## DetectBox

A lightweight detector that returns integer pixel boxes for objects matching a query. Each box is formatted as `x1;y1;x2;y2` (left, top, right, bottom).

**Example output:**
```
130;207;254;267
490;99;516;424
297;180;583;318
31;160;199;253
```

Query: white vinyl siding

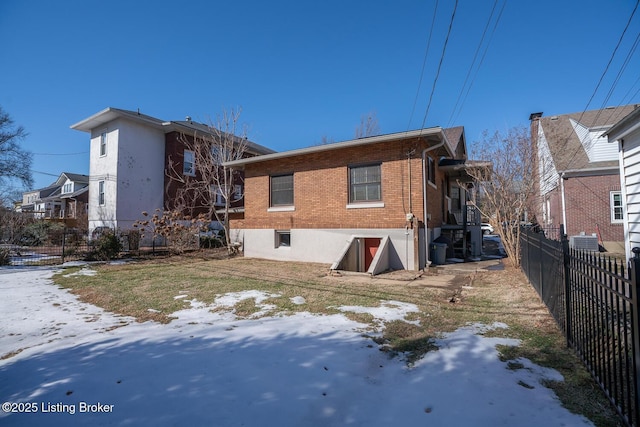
622;130;640;255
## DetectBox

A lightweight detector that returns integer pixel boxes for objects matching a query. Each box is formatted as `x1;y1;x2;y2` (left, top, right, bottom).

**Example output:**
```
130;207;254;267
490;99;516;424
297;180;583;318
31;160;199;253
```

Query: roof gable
538;105;638;171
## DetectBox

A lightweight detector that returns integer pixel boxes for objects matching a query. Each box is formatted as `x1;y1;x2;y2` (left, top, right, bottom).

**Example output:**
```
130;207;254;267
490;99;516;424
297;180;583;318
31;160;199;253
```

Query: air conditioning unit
569;235;599;251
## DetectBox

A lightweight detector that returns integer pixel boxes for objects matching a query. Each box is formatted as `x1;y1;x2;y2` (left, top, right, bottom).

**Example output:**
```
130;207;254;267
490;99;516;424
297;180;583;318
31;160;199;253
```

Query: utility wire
593;29;640;125
447;0;499;127
450;0;507;127
407;0;439;132
563;0;639;171
32;151;88;156
576;0;639;126
421;0;459;132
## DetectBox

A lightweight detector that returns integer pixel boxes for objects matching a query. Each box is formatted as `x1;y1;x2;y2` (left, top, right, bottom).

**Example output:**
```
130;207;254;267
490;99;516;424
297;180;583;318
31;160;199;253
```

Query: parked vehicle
481;223;494;235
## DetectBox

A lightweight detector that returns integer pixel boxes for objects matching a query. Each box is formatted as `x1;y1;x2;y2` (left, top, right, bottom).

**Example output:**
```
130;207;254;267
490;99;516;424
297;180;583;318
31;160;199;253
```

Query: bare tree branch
164;107;249;253
467;126;538;268
0;107;33;201
355;111;381;139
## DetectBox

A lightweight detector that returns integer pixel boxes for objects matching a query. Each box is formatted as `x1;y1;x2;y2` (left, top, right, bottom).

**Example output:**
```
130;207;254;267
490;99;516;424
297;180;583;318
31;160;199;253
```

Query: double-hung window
183;150;195;176
100;131;107;156
98;181;105;206
349;164;381;203
611;191;623;223
270;174;294;207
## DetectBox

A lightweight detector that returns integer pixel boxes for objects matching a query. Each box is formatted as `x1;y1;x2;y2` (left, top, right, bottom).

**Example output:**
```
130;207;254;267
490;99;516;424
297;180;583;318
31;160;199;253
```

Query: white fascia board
223;127;447;168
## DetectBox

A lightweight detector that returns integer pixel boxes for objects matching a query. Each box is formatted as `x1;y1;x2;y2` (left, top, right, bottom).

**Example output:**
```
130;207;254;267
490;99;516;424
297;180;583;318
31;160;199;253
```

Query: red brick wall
562;173;623;242
232;139;447;230
163;131;245;217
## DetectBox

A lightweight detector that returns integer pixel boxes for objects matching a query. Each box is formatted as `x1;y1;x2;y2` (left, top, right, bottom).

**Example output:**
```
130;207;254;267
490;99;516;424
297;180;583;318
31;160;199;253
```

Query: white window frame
611;191;623;223
234;184;242;201
63;183;73;194
100;131;107;157
349;163;382;204
98;181;105;206
270;174;294;207
183;150;195;176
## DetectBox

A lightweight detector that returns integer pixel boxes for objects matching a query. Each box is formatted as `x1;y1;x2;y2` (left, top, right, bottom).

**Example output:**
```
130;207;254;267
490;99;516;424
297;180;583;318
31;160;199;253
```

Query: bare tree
355;111;380;138
466;126;537;268
165;108;249;252
0;107;32;205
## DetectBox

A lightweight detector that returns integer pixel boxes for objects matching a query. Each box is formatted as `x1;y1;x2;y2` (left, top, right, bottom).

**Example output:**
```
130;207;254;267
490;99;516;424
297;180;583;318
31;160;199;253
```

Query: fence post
61;229;66;264
538;228;544;298
560;225;571;347
630;247;640;426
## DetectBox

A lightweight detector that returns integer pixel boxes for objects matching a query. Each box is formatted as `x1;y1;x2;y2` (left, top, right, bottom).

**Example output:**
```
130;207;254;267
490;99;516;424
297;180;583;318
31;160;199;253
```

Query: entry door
363;238;381;271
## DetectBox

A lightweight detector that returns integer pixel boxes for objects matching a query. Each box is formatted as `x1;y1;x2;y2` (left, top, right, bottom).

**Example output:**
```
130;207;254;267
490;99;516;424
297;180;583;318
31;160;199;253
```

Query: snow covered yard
0;265;596;426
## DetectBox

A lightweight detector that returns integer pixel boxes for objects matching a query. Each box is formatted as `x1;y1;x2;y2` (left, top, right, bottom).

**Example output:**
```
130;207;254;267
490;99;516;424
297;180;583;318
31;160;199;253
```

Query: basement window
275;230;291;248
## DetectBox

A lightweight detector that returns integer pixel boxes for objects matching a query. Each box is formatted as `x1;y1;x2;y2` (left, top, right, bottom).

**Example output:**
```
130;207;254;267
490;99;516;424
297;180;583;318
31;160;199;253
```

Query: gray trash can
430;242;447;265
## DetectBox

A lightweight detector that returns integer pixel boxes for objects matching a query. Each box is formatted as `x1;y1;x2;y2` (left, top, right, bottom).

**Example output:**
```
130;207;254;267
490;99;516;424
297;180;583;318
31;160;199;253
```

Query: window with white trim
349;164;381;203
100;131;107;156
98;181;105;206
63;183;73;194
270;174;294;207
183;150;195;176
234;184;242;201
611;191;623;223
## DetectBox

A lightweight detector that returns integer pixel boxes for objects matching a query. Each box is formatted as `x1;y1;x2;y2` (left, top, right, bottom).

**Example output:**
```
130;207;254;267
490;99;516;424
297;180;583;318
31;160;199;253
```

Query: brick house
223;127;481;272
71;107;274;240
530;105;638;252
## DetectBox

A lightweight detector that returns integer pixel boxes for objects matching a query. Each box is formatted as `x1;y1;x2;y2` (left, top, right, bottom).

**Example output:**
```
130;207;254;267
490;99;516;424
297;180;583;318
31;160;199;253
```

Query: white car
481;223;494;235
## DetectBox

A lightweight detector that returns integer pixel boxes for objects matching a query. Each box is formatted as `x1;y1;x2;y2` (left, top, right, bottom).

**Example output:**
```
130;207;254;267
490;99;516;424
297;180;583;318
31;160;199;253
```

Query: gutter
560;172;567;231
422;140;446;267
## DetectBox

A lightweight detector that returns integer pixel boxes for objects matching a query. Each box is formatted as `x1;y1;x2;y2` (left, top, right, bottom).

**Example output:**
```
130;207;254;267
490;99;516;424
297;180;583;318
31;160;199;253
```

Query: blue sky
1;0;639;191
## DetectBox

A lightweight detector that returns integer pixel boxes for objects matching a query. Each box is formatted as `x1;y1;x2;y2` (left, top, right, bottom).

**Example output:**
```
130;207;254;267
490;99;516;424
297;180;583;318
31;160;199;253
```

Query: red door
364;238;381;271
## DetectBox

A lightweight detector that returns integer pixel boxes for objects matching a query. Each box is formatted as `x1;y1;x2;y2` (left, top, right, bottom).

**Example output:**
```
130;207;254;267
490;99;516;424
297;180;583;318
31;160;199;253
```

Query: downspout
560;172;567;233
422;140;446;267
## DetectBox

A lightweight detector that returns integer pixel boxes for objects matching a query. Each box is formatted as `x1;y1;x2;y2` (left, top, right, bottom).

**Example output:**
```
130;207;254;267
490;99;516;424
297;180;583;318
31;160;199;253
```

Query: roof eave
223;127;449;168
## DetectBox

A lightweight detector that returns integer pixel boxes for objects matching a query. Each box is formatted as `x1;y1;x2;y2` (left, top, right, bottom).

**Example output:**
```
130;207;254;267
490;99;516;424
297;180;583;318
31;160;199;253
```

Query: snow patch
337;300;420;327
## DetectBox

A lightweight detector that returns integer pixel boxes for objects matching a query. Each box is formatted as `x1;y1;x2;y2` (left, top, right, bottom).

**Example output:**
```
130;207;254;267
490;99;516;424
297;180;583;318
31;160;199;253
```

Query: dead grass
53;254;621;426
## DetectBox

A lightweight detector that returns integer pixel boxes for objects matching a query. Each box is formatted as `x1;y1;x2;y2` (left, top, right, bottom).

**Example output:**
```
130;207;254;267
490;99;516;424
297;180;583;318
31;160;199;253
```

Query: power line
32;151;88;156
421;0;459;131
31;170;61;177
407;0;439;132
563;0;639;171
447;0;499;127
577;0;639;124
449;0;507;127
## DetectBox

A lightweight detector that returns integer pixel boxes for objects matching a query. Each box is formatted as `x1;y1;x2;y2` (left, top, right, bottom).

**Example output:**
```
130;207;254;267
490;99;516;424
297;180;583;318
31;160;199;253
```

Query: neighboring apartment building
530;105;639;252
604;105;640;260
70;108;274;239
19;172;89;228
223;127;481;272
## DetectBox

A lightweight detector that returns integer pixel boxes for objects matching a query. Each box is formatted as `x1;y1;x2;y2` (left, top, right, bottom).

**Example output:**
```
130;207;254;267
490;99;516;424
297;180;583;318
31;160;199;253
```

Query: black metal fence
520;225;640;427
0;229;170;266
